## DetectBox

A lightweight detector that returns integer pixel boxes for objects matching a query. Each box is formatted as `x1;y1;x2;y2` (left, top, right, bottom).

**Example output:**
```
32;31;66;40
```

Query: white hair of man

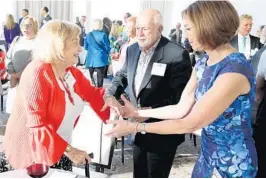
153;10;163;28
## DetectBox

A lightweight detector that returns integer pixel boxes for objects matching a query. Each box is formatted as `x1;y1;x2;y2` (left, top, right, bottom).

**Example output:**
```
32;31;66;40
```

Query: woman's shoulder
67;66;84;78
222;52;253;71
218;53;255;80
23;60;53;78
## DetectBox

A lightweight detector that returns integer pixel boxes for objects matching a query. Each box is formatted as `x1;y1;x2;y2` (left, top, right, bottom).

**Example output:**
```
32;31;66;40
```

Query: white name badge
64;71;76;87
151;63;167;77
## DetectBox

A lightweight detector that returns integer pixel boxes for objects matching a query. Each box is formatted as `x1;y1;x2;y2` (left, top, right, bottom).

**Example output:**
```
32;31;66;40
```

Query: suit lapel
129;47;141;98
137;44;164;100
232;35;239;50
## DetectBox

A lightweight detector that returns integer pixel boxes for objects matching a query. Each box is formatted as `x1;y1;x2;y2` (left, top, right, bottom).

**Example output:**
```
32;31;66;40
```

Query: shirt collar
238;33;250;38
140;36;161;54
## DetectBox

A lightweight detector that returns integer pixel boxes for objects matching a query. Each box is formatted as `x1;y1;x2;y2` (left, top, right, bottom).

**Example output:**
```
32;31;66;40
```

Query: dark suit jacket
251;45;266;74
40;14;52;27
19;17;23;25
106;36;192;153
230;34;263;52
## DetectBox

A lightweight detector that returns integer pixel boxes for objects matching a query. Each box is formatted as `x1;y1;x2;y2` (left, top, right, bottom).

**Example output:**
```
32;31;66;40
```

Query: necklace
60;78;75;105
53;65;75;105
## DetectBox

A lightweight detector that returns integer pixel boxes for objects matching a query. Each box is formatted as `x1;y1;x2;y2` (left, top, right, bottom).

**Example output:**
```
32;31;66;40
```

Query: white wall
171;0;266;37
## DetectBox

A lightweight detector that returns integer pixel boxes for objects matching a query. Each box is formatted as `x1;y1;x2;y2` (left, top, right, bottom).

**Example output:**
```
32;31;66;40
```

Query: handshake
101;95;149;123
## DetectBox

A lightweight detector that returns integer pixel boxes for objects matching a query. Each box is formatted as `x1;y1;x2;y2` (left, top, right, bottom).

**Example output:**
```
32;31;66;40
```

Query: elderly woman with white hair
3;20;110;173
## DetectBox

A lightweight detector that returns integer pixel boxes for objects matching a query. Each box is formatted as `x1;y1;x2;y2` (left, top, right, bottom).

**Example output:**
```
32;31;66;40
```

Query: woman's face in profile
126;21;136;38
183;15;203;51
63;35;82;66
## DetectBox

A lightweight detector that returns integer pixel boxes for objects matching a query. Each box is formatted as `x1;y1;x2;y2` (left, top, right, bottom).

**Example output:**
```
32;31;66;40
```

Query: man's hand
101;96;124;116
65;147;91;165
120;95;139;118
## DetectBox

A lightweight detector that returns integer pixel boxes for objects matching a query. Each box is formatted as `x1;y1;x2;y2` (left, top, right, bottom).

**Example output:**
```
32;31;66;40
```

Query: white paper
71;105;114;166
151;62;166;77
48;170;78;178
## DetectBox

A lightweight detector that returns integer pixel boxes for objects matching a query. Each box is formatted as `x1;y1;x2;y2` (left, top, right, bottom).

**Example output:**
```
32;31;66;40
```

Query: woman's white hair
32;20;80;64
91;19;103;31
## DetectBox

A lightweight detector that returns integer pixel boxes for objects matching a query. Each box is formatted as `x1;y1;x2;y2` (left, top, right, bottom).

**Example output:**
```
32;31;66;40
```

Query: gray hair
153;10;163;27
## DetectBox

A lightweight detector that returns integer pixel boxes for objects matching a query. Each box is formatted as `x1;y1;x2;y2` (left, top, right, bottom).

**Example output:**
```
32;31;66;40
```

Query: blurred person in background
3;14;20;51
111;16;137;76
18;9;29;25
40;6;52;28
254;44;266;178
84;19;111;87
230;14;262;60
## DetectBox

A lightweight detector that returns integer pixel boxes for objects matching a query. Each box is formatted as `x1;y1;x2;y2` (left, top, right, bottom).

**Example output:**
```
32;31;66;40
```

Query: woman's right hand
65;147;91;165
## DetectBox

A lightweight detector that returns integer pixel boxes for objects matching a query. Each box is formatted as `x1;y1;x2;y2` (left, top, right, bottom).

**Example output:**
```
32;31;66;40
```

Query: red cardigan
3;60;110;169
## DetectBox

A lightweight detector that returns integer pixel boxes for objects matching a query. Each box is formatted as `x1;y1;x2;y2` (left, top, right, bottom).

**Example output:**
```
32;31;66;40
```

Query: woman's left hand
105;120;136;138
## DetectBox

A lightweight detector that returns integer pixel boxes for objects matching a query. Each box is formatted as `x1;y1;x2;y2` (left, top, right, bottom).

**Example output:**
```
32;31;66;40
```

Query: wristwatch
140;123;146;135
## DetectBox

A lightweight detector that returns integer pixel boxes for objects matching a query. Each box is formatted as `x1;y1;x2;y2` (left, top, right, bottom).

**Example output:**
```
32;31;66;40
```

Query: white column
85;0;92;33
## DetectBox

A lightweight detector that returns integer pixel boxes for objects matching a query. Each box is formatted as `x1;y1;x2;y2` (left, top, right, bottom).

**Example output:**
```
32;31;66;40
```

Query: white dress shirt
238;33;251;59
134;38;161;96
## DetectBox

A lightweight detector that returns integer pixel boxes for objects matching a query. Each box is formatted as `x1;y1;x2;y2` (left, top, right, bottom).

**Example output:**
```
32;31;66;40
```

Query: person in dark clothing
75;16;86;47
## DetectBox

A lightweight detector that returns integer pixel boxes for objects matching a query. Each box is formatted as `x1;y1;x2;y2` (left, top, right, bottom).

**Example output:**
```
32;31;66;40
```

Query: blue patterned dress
192;53;258;178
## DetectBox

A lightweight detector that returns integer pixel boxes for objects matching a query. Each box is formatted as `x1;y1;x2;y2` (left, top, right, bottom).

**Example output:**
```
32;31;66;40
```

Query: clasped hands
101;95;138;119
101;95;149;138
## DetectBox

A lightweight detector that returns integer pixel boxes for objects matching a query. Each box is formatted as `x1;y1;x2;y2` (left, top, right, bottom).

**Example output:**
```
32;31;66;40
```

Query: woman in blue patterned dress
105;1;258;178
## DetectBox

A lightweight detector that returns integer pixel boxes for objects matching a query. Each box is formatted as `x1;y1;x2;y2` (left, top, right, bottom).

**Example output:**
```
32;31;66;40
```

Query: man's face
136;15;161;51
41;9;46;16
124;14;129;23
176;23;181;30
239;18;253;36
81;16;86;23
22;10;27;17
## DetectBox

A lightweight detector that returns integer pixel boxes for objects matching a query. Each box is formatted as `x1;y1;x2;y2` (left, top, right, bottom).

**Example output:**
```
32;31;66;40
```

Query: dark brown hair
182;1;239;50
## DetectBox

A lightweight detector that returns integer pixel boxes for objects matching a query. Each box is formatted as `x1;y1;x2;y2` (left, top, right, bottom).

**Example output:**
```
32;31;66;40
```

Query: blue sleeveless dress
192;53;258;178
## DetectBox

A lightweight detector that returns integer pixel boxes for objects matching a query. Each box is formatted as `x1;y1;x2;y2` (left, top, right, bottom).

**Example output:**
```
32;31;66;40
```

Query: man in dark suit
18;9;29;25
40;6;52;28
230;14;262;60
169;22;182;44
103;9;192;178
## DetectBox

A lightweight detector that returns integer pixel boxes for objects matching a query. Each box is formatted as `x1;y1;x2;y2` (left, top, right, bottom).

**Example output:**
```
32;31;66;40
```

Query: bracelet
104;95;116;101
135;122;140;133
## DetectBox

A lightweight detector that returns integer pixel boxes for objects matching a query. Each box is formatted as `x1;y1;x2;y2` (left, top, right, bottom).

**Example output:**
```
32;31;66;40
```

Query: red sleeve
70;67;110;123
21;67;67;166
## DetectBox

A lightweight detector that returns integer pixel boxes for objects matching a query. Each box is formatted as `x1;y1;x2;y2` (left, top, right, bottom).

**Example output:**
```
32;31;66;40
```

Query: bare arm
141;73;250;134
137;68;197;120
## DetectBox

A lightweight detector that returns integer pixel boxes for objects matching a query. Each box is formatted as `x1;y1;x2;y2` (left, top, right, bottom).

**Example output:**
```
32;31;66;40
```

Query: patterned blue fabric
192;53;258;178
